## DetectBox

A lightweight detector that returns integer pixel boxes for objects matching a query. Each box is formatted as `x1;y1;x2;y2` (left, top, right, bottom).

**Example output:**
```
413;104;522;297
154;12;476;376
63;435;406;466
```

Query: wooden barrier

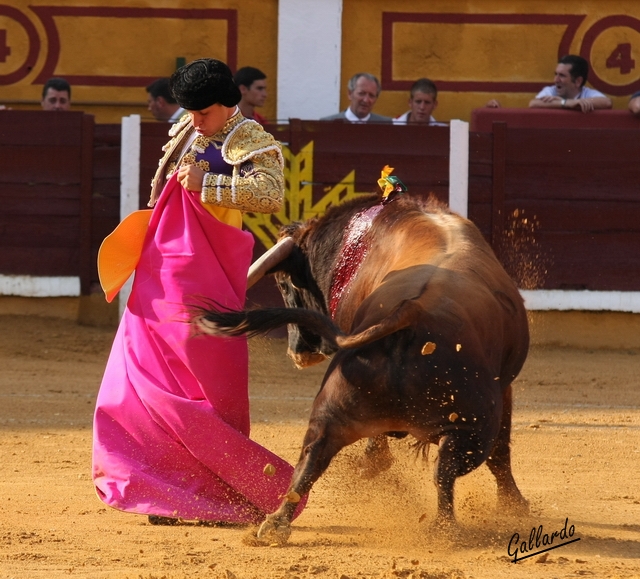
91;123;120;294
139;122;171;208
0;111;94;294
470;108;640;132
468;109;640;293
264;119;451;207
489;122;640;291
1;113;639;302
264;120;485;242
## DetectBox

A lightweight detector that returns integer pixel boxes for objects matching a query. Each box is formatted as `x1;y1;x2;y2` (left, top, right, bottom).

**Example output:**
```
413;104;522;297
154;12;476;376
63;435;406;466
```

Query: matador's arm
200;147;283;214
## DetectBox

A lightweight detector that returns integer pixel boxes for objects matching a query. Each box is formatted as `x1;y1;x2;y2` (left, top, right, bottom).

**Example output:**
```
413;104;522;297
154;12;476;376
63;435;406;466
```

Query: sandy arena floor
0;314;639;579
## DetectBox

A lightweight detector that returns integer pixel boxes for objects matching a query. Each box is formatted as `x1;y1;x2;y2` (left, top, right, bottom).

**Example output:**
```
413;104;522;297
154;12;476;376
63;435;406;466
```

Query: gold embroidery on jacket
149;111;283;214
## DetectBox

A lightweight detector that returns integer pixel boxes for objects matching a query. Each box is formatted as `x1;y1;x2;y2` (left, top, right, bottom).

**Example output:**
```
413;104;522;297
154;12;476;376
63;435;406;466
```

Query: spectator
529;55;612;112
321;72;392;123
393;78;446;126
233;66;268;124
41;77;71;111
486;55;612;112
629;91;640;117
146;78;184;122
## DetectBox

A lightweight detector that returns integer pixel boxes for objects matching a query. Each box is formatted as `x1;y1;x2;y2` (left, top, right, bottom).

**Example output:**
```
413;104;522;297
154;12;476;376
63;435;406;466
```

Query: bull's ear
247;237;295;289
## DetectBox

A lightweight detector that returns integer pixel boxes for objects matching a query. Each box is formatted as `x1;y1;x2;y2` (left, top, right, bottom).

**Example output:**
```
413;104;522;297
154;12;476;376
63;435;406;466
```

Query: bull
196;192;530;543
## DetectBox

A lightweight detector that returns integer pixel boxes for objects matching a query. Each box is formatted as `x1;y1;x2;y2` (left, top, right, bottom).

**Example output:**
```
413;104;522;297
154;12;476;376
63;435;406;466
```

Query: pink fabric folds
92;174;305;523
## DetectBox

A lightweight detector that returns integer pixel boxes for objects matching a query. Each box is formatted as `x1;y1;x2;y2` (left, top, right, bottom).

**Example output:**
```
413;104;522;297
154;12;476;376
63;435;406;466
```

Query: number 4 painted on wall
606;43;636;75
0;30;11;62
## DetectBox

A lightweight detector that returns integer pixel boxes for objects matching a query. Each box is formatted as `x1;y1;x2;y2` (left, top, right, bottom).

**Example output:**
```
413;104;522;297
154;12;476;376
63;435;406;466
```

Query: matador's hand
177;164;206;192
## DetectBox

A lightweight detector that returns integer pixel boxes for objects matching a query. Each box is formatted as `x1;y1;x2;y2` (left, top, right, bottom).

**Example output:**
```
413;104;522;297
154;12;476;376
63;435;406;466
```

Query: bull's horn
247;236;295;289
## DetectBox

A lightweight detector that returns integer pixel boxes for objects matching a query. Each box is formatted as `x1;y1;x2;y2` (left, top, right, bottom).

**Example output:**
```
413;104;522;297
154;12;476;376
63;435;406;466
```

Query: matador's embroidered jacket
148;110;284;218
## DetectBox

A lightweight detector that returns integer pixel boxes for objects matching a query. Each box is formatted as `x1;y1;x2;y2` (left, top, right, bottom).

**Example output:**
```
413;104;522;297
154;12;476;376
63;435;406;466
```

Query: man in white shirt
321;73;392;123
529;55;612;113
393;78;447;126
486;55;612;112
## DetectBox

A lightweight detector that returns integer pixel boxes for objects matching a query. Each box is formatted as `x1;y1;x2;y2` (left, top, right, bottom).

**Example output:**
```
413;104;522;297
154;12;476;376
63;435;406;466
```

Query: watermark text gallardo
507;518;580;563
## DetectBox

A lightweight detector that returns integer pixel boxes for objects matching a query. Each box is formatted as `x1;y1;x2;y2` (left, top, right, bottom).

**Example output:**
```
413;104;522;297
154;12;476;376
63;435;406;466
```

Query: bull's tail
195;307;343;349
195;298;421;350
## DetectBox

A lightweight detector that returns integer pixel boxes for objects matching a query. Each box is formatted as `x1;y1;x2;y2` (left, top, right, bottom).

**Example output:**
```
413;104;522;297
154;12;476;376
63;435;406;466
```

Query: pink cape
92;174;305;523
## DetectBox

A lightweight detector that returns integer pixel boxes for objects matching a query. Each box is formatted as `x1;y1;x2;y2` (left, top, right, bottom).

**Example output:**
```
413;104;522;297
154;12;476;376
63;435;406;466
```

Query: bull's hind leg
257;417;356;544
485;384;529;514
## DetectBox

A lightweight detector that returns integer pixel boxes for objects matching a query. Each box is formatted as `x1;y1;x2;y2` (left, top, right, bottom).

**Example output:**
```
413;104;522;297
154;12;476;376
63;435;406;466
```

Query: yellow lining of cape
97;204;241;303
98;209;152;303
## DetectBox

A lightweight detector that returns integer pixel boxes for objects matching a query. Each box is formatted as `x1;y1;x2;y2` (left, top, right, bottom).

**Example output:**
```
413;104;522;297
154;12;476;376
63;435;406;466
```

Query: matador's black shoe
148;515;180;526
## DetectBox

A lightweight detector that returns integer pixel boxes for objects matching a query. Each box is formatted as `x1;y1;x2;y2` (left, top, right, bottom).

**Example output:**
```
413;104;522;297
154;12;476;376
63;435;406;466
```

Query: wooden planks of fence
2;113;638;298
0;111;94;293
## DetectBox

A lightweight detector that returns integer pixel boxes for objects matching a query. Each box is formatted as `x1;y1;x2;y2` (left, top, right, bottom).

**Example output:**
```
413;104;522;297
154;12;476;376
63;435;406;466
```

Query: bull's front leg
257;421;351;545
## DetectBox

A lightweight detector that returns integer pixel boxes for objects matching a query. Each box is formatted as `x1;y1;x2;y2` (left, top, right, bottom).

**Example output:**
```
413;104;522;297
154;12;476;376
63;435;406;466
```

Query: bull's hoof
499;493;530;516
256;517;292;546
432;513;458;538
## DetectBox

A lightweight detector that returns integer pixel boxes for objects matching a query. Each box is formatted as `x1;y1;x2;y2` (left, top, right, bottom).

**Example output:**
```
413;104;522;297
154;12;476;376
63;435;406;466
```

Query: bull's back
336;202;528;379
335;208;458;323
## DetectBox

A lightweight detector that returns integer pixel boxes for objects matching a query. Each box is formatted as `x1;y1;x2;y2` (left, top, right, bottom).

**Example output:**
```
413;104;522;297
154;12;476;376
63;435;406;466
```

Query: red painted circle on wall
0;6;40;85
580;15;640;96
